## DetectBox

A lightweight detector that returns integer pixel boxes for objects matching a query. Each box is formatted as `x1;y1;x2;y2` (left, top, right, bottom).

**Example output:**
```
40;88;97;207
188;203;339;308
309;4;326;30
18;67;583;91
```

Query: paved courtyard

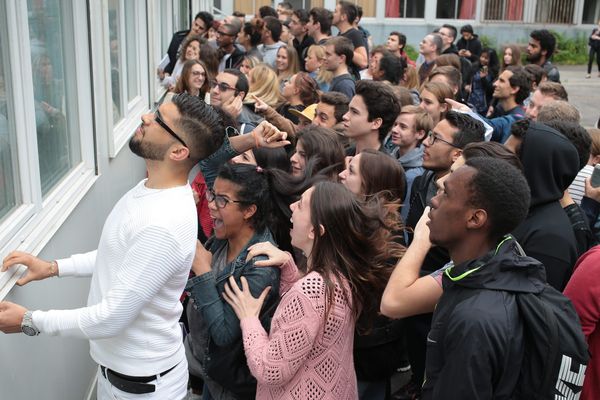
560;64;600;128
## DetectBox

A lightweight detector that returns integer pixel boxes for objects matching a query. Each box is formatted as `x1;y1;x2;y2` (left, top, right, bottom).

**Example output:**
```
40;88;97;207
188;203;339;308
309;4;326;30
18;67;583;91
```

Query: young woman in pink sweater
223;181;403;399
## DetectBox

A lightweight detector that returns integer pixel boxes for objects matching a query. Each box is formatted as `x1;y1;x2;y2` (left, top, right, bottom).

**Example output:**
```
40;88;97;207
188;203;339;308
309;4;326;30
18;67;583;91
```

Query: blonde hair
245;63;284;107
400;105;434;134
402;65;419;90
307;45;333;85
276;45;300;84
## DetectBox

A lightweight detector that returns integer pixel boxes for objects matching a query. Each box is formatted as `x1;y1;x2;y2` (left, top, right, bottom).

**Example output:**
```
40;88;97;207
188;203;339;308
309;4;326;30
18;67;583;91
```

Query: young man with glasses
216;23;245;72
399;111;485;400
210;69;263;134
0;95;231;399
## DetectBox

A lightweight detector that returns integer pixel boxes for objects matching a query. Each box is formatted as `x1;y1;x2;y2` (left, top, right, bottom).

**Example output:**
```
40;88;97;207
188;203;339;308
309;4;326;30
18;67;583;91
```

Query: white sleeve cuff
32;309;86;338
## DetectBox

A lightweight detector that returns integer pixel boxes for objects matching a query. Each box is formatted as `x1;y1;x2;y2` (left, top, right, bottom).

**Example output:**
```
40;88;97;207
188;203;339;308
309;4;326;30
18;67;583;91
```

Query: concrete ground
559;64;600;128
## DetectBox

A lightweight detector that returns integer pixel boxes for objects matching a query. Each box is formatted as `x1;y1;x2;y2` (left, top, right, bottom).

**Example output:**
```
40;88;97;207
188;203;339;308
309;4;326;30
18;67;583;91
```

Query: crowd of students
2;2;600;400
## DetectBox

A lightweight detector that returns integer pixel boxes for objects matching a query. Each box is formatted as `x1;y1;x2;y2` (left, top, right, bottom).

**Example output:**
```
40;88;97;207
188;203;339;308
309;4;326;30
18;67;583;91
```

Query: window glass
582;0;600;24
178;0;190;31
124;0;139;102
484;0;524;21
108;0;122;124
535;0;575;24
437;0;476;19
0;24;19;222
28;0;81;195
386;0;425;18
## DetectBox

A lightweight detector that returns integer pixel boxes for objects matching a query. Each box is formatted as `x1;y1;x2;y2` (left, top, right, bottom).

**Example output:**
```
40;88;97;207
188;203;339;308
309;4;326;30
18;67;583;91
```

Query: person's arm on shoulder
381;208;442;318
187;246;280;347
32;226;189;338
246;242;301;293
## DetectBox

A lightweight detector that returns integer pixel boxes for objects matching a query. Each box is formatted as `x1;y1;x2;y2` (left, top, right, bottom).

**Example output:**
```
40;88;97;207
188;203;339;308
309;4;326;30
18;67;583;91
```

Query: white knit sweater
32;180;197;376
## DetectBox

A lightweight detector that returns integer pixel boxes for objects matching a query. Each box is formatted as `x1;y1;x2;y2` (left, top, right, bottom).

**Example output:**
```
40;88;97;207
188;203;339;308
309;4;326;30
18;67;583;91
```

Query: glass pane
0;24;19;222
108;0;122;124
386;0;425;18
125;1;138;103
355;0;375;17
535;0;575;23
437;0;476;19
582;0;600;24
28;0;81;196
484;0;523;21
178;0;189;31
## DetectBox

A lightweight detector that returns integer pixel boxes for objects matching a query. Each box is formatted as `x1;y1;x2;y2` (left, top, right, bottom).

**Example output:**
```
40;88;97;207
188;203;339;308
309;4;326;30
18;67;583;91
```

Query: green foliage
550;30;589;65
405;44;418;61
479;35;497;50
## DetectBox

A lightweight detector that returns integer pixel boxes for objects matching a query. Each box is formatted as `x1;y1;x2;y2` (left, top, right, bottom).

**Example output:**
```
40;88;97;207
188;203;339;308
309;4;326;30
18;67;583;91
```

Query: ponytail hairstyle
216;163;295;253
308;182;405;328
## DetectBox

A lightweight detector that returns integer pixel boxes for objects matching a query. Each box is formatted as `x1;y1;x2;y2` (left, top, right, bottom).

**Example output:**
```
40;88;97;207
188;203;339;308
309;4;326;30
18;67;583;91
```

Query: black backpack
514;286;589;400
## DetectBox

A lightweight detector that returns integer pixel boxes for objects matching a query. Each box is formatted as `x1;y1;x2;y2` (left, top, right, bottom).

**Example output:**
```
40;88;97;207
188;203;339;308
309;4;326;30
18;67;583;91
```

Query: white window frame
148;0;175;104
0;0;97;300
104;0;150;158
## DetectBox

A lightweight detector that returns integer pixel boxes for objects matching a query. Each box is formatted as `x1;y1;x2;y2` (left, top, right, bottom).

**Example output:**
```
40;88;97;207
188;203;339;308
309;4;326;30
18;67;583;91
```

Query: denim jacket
185;228;280;399
186;228;280;348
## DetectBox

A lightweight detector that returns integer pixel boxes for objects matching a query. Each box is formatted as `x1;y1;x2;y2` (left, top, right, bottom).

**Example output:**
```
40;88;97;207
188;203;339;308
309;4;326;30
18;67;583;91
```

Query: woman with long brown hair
222;181;404;399
164;59;211;103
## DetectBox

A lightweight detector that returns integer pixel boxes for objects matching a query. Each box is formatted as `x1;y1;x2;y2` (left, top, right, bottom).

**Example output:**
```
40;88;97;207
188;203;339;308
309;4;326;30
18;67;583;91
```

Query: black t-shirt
340;28;367;79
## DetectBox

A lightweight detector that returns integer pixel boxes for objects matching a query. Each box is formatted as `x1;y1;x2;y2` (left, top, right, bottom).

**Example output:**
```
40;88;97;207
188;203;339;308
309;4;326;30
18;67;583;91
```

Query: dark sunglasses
155;109;188;148
209;80;240;95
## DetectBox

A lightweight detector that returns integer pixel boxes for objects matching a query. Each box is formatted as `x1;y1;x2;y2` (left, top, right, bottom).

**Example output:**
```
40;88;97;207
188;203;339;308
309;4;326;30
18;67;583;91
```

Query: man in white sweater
0;94;227;399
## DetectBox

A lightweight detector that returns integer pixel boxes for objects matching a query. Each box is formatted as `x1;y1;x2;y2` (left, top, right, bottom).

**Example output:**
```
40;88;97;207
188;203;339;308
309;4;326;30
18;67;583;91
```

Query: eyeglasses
206;188;248;209
209;80;240;95
155;109;188;148
427;131;461;149
191;70;206;77
217;30;235;37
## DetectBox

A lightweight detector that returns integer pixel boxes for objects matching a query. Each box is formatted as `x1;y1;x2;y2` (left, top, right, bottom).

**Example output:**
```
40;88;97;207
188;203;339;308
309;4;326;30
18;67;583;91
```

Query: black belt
100;364;177;394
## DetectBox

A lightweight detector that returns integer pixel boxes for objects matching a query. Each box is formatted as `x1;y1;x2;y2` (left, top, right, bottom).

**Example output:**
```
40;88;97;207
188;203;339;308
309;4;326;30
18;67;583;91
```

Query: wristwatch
21;311;40;336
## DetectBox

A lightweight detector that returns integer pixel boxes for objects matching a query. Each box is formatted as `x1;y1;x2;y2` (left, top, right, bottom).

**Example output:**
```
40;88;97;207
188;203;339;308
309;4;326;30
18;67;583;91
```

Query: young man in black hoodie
504;120;580;290
422;157;542;399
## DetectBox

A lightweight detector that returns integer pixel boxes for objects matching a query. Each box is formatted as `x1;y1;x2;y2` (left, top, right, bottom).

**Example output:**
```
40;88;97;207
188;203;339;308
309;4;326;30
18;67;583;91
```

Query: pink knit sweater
239;257;358;399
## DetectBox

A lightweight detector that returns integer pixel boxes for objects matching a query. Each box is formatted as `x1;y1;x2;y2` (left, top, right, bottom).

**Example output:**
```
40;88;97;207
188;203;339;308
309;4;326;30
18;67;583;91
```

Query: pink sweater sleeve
279;253;302;294
564;249;600;339
239;284;322;386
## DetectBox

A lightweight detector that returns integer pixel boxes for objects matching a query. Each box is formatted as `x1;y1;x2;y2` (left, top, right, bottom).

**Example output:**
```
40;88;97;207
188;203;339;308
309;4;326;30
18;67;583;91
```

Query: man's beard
526;51;541;63
128;135;169;161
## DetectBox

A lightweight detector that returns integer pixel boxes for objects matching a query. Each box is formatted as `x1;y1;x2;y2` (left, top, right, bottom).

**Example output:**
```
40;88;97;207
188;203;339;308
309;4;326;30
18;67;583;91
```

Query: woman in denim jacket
185;162;293;400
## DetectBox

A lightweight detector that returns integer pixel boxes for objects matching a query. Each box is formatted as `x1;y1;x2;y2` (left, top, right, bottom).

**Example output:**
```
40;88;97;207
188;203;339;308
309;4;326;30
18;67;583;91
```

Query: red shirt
564;245;600;400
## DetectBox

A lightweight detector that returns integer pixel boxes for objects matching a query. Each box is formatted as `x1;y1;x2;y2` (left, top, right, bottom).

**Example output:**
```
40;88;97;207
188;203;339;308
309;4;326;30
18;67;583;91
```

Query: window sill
0;164;98;300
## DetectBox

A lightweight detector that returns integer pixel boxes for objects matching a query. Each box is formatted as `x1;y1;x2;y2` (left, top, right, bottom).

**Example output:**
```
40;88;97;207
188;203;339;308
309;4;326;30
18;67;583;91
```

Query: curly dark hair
530;29;557;60
378;53;404;85
507;66;532;105
465;157;531;241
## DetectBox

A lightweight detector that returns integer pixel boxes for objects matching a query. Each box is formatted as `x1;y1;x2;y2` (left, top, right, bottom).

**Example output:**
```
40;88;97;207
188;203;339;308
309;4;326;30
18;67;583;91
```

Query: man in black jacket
422;157;540;399
400;111;484;398
163;12;213;75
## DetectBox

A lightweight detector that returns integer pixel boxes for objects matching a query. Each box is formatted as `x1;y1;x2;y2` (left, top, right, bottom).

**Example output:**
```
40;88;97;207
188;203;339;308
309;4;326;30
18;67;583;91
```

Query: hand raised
252;121;290;148
1;251;57;286
251;94;269;113
222;93;243;119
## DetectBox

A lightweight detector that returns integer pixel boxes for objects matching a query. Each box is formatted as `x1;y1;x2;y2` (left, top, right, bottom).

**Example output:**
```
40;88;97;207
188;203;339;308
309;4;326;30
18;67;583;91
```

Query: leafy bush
405;44;418;61
550;30;589;65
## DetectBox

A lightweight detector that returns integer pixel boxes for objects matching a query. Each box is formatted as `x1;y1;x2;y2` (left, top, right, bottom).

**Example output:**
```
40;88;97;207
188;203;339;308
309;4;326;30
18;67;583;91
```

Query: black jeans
588;46;600;74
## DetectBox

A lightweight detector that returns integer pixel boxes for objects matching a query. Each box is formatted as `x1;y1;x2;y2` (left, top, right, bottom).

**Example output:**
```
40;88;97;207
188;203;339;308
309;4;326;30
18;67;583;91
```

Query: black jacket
164;30;189;74
456;35;482;64
512;122;579;290
422;236;547;400
220;46;246;70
